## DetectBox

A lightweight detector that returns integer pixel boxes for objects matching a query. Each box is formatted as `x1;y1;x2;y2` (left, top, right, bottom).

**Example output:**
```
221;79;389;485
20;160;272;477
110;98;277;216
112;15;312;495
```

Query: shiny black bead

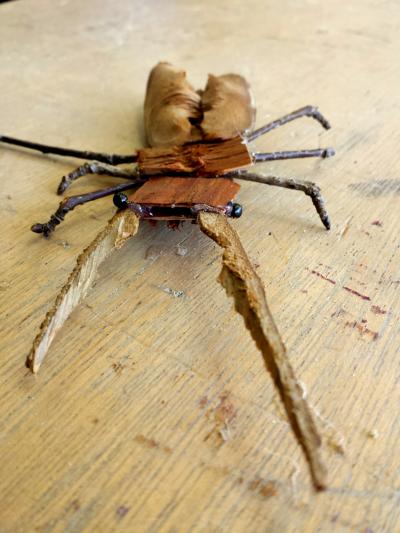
231;203;243;218
113;192;128;209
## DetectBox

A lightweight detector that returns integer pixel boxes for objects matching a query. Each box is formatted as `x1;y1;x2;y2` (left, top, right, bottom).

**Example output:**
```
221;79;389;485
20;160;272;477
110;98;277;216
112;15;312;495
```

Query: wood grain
0;0;399;531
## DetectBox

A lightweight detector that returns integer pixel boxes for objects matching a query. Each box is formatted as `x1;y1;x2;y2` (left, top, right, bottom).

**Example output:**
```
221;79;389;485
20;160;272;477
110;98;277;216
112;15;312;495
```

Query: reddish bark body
130;176;240;207
137;137;251;176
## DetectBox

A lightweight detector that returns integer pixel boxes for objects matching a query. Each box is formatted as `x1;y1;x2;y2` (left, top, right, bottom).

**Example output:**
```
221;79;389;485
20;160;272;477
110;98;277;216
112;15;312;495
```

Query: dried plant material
144;62;201;147
198;212;327;491
27;210;139;373
144;64;255;147
200;74;256;140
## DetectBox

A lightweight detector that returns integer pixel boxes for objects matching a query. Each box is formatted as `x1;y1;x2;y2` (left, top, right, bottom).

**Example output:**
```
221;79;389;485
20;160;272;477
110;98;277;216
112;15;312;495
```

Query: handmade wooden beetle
1;62;333;236
0;62;335;490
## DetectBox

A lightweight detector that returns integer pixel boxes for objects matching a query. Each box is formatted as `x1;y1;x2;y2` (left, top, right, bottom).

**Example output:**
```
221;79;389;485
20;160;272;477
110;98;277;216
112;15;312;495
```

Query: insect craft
0;62;335;490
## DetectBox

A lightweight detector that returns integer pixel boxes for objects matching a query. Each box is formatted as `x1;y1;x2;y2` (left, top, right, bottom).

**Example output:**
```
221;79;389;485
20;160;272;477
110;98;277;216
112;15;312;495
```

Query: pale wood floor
0;0;399;531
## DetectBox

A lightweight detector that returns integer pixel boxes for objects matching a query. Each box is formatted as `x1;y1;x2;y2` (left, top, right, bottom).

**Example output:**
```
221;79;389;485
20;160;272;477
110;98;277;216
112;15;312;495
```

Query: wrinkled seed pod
144;62;202;147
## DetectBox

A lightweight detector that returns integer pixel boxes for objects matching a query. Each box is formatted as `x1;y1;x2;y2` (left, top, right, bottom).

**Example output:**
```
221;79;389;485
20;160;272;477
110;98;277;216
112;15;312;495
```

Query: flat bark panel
130;176;240;207
137;137;251;175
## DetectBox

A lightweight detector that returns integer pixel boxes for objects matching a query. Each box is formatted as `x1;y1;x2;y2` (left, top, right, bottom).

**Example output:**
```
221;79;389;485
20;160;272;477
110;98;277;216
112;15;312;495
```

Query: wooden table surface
1;1;399;531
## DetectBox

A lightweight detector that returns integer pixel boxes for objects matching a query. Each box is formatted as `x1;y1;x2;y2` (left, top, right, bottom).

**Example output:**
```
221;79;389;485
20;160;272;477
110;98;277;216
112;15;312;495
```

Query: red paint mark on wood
135;434;158;448
345;321;378;340
199;396;208;408
215;393;236;425
331;308;346;318
68;500;80;513
343;286;371;301
116;505;130;519
134;434;172;454
204;392;237;445
371;305;386;315
310;270;336;285
248;477;278;498
260;482;278;498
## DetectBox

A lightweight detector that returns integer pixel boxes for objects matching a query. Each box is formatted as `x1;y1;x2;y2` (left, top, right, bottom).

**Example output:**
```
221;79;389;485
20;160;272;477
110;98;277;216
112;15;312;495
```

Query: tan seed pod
144;62;202;147
200;73;256;140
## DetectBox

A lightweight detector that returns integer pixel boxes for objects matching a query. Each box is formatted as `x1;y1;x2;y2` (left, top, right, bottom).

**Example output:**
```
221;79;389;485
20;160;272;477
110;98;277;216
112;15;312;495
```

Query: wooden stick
0;134;137;165
27;210;139;373
198;212;327;491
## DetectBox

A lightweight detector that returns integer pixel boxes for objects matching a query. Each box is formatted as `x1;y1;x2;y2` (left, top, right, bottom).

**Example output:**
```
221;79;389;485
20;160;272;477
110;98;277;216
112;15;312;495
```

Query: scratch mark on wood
298;381;346;456
157;285;186;298
349;179;400;197
339;216;352;238
331;308;346;318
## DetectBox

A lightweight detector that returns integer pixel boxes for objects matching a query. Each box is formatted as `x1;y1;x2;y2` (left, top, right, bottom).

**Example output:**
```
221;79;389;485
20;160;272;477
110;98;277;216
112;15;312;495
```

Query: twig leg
197;212;327;490
57;161;139;194
252;147;335;164
246;106;332;143
226;170;331;230
0;134;137;165
32;181;143;237
27;210;140;372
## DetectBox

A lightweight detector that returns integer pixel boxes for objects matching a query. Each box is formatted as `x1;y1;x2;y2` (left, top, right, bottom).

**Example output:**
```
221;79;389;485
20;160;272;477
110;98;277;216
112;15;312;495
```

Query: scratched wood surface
0;1;399;531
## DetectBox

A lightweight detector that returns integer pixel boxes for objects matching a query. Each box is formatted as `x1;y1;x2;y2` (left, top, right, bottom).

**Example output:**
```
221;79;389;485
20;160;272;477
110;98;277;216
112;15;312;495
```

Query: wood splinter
198;212;327;491
26;210;139;373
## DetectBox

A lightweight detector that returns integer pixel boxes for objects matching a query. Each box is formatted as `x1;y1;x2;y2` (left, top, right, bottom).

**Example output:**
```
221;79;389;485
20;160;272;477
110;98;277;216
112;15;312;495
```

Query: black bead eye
113;193;129;209
231;203;243;218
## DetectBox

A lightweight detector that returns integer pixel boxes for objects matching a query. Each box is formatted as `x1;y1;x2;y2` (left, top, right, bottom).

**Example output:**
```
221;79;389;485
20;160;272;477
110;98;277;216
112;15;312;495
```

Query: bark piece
198;212;327;491
137;137;251;176
144;62;202;147
27;210;140;373
200;74;256;140
130;177;240;207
